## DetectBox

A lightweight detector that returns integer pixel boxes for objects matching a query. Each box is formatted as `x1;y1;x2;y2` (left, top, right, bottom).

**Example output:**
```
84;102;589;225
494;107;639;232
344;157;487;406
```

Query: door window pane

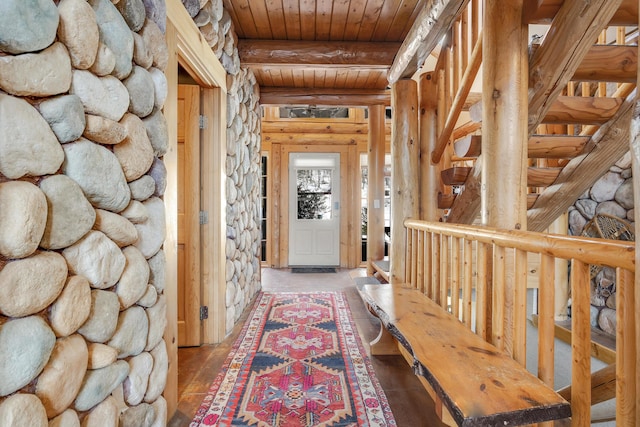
296;169;332;220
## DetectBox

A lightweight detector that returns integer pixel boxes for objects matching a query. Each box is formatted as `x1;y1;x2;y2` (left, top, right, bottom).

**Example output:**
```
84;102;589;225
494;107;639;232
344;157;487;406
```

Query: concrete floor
169;267;446;427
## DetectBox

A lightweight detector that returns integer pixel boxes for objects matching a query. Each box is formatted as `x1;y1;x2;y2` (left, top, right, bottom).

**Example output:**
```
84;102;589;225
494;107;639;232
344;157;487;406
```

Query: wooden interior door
177;84;201;347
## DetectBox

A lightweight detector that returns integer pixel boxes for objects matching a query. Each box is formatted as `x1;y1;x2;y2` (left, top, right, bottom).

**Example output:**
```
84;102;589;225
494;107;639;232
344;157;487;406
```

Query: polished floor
168;268;447;427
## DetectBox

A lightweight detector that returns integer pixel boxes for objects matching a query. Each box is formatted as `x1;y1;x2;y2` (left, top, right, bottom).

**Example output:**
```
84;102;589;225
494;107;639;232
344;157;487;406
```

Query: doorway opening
288;152;341;266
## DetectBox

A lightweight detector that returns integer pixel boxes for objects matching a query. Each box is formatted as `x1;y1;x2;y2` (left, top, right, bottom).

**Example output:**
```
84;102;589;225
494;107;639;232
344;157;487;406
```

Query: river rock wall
0;0;170;425
568;152;634;337
0;0;262;424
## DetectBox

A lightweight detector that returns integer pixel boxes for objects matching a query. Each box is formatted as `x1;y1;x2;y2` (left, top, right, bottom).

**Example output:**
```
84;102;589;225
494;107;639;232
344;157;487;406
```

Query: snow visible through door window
296;169;332;220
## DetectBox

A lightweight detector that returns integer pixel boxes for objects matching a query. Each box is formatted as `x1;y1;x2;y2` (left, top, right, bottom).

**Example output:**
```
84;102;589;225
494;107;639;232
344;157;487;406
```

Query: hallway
169;268;446;427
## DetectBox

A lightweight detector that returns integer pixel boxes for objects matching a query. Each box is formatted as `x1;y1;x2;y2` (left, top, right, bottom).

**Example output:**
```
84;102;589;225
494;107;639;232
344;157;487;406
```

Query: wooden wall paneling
163;20;179;419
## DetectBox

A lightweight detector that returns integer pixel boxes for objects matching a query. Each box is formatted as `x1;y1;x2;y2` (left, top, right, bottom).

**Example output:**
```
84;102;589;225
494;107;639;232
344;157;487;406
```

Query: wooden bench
370;259;389;283
358;283;571;427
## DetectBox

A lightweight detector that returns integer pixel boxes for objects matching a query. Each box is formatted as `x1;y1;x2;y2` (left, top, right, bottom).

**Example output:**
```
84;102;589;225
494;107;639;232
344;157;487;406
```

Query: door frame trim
288;152;341;266
277;144;356;268
165;0;227;416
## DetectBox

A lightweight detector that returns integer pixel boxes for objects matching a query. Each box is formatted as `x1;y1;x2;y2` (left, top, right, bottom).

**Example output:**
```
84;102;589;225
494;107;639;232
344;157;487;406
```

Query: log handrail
404;219;635;271
402;219;636;426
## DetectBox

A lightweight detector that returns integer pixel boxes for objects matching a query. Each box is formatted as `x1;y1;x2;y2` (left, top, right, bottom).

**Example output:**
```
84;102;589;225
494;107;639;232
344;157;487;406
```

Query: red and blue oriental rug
190;292;396;427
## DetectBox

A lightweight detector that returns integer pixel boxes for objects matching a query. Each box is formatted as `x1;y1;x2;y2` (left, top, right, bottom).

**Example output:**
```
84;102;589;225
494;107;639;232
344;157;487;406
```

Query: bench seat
358;283;571;427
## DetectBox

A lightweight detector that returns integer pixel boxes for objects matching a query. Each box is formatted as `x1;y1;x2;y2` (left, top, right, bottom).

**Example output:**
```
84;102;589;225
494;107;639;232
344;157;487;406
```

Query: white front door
288;153;340;266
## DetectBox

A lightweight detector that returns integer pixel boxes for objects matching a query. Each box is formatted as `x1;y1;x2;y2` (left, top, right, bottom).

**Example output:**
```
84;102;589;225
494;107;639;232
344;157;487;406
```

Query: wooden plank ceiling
223;0;423;93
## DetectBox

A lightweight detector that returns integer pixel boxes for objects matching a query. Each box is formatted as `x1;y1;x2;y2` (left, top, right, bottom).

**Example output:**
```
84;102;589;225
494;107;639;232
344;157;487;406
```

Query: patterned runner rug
190;292;396;426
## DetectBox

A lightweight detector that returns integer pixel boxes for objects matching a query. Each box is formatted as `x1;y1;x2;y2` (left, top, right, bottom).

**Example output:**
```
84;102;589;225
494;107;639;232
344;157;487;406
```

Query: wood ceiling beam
573;45;637;83
527;90;636;232
259;87;391;107
528;0;623;134
237;39;400;71
387;0;470;84
524;0;638;26
262;121;390;135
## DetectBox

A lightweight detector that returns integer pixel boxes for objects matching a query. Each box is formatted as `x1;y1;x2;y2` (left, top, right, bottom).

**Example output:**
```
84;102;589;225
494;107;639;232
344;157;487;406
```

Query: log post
390;79;420;283
419;72;439;221
482;0;528;353
367;105;387;275
481;0;528;229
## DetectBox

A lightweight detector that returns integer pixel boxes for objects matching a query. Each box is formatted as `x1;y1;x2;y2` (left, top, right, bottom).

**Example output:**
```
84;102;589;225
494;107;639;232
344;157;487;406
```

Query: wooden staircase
434;2;638;231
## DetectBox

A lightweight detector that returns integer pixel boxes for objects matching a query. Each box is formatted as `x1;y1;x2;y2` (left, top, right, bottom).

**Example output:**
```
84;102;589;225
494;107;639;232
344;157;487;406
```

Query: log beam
528;0;623;134
388;0;470;84
238;39;400;70
259;87;390;106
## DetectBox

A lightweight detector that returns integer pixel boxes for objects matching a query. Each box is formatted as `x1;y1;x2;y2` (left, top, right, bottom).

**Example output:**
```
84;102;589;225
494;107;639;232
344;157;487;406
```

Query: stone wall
186;0;262;334
568;152;634;337
0;0;171;425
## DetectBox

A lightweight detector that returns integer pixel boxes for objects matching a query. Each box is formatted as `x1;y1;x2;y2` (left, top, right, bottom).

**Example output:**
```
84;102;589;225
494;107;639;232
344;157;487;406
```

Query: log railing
432;0;482;164
403;219;636;426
